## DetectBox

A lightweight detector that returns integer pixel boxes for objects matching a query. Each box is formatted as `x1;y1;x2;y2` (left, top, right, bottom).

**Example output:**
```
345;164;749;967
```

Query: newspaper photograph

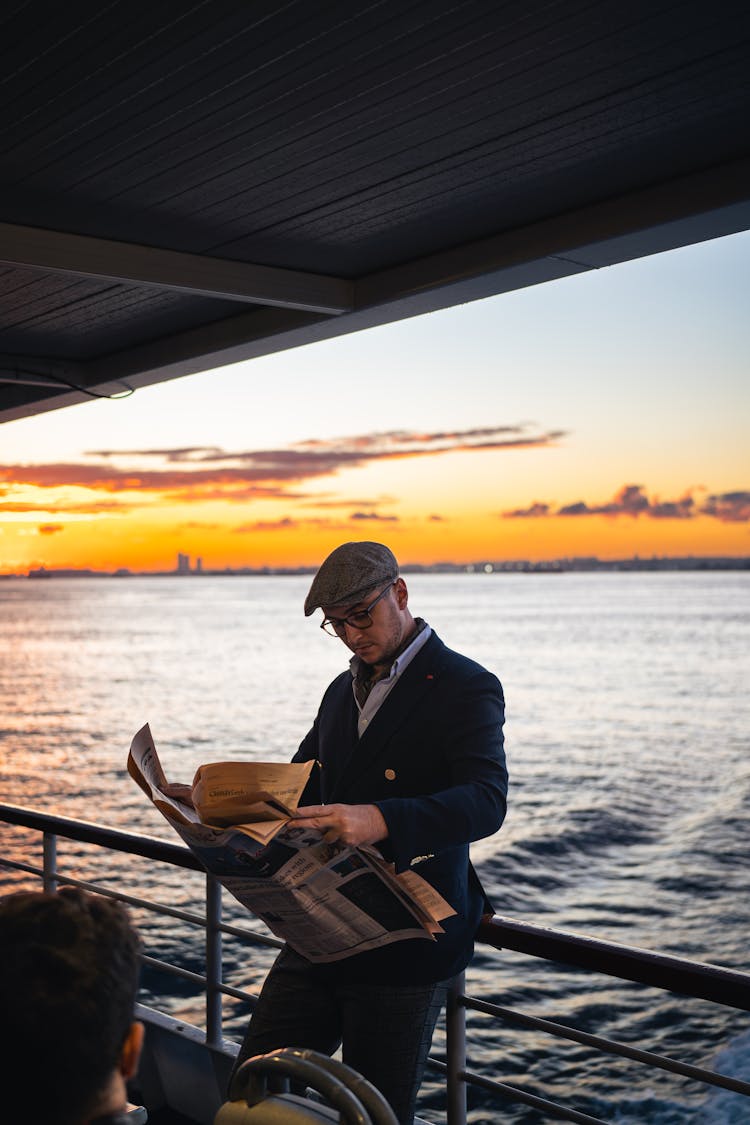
127;724;455;963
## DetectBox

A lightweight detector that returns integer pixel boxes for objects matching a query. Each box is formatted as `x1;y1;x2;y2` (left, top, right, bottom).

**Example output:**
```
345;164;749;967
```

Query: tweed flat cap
304;541;399;616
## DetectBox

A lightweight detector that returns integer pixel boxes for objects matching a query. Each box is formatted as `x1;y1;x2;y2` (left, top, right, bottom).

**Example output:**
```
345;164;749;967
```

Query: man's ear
119;1020;145;1080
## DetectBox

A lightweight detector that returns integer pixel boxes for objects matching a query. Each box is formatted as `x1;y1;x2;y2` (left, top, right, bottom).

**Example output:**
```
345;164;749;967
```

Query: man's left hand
293;803;388;847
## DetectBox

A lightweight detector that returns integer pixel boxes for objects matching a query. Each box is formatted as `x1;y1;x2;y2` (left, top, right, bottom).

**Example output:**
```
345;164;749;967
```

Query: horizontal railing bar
72;879;283;954
217;919;283;950
0;857;45;879
142;954;208;987
1;846;284;959
463;1067;609;1125
0;815;281;1025
40;871;211;928
479;916;750;1011
5;803;748;1014
218;981;258;1005
8;804;747;1012
428;1058;607;1125
140;955;255;1007
0;803;201;871
466;998;750;1096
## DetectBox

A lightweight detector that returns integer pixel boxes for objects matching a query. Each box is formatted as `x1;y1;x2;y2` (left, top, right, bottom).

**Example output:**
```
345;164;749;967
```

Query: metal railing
2;802;749;1125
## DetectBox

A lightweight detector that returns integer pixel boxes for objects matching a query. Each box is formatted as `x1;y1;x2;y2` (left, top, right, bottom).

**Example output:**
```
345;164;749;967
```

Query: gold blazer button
384;768;396;781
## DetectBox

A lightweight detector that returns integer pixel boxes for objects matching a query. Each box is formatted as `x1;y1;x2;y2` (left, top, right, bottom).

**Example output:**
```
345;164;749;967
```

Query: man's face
322;578;411;670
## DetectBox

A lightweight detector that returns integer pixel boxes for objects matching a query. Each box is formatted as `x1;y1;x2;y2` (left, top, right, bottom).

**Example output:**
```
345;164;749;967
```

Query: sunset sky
1;230;748;574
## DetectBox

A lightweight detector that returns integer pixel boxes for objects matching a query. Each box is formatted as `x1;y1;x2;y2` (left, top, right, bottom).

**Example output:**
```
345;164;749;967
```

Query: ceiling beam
77;157;750;390
356;156;750;312
0;222;354;316
2;158;748;425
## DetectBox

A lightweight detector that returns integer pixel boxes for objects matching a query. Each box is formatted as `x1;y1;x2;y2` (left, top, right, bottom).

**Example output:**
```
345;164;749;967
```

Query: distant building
176;553;191;575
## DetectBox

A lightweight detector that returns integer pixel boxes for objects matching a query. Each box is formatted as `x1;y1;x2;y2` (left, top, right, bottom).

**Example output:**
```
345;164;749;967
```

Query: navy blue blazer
292;630;507;983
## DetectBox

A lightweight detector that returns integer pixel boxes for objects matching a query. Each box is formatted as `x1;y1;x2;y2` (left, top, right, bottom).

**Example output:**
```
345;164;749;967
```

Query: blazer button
384;768;396;781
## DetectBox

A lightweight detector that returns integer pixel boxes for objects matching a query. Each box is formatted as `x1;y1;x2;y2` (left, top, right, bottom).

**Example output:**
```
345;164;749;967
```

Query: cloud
503;484;750;522
159;484;309;504
38;524;64;535
88;447;226;461
428;514;446;522
700;491;750;522
350;511;399;522
0;424;563;513
71;424;564;482
233;517;352;534
649;496;696;520
235;518;298;533
558;485;655;517
303;496;398;509
0;464;311;494
0;499;134;514
503;501;552;519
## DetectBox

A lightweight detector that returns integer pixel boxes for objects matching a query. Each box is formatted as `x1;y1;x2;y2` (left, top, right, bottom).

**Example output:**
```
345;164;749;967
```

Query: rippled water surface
1;572;749;1123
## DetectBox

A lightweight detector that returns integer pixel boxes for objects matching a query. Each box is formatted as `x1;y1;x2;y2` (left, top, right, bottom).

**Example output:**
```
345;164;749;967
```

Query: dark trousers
233;947;448;1124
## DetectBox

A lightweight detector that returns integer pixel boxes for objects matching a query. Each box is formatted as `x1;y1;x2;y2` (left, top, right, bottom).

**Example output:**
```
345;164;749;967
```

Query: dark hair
0;888;141;1125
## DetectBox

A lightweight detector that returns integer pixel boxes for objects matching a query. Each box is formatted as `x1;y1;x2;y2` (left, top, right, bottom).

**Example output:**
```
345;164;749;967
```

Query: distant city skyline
10;551;750;582
1;231;748;575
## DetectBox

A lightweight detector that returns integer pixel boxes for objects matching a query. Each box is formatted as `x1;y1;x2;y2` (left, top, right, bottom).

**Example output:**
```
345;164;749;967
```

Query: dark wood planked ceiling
1;0;749;421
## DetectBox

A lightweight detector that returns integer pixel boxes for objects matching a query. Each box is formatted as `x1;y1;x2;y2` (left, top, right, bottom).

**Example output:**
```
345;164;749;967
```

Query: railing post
205;874;223;1048
42;831;58;894
446;972;467;1125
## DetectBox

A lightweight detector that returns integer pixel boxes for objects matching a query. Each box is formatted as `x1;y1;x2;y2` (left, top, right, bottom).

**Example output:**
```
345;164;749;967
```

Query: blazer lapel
318;678;359;802
328;632;446;802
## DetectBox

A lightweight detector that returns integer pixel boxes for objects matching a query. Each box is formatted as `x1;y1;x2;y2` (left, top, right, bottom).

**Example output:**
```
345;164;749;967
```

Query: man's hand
162;782;195;808
293;803;388;847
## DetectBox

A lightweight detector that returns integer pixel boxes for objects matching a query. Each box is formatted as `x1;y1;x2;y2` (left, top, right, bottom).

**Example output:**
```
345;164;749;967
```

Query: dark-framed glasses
320;582;395;637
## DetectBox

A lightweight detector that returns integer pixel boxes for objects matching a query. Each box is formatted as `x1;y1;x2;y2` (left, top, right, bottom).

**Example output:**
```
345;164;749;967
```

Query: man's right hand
293;803;388;847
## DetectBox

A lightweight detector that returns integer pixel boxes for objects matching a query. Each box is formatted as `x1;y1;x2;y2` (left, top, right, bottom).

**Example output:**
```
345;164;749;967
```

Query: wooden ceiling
2;0;749;422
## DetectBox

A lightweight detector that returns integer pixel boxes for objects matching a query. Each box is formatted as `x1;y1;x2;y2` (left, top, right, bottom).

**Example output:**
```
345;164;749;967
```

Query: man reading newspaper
130;730;455;963
230;541;508;1124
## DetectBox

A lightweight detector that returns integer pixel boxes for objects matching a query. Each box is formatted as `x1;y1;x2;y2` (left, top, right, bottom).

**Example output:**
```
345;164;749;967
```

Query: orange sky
1;234;748;573
1;432;747;573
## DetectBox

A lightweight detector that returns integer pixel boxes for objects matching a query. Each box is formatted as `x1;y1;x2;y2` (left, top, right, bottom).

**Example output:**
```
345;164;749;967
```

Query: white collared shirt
349;619;432;737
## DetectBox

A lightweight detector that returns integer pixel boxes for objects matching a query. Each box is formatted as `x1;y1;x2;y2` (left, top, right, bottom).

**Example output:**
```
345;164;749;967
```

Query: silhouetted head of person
0;887;143;1125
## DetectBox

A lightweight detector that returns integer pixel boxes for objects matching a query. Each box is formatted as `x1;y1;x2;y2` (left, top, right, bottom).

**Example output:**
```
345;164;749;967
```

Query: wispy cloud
38;524;64;535
1;424;563;514
503;485;750;522
0;499;136;514
234;518;298;533
301;496;398;509
233;517;351;534
503;501;552;519
85;424;563;476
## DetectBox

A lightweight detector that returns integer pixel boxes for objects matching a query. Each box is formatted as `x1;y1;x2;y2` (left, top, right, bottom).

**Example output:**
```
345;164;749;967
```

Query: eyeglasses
320;582;395;637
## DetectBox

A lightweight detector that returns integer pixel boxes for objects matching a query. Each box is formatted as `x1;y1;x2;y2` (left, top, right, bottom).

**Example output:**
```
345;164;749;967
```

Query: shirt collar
349;618;430;682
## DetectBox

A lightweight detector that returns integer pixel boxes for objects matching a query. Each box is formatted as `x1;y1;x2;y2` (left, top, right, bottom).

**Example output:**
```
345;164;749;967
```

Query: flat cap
304;541;399;616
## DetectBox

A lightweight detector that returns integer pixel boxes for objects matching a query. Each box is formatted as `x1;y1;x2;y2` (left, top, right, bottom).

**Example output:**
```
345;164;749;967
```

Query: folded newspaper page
193;760;316;843
127;724;455;963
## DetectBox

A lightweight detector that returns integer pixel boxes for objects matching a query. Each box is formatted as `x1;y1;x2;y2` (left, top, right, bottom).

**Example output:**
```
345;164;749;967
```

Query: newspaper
127;724;455;963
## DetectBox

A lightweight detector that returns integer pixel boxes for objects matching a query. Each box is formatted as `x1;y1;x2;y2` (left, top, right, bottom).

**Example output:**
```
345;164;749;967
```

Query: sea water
1;572;748;1123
